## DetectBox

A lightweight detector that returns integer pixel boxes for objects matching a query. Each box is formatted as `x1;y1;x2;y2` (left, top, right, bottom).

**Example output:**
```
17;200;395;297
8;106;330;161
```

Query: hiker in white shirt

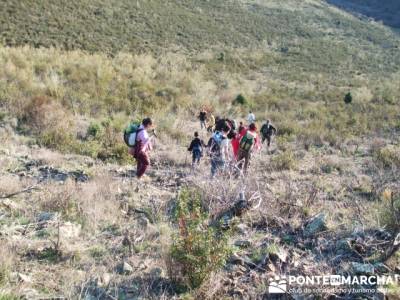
247;111;256;124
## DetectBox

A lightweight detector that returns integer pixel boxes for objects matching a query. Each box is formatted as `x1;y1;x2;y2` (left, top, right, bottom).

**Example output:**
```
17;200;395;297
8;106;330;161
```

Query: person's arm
256;134;262;151
138;130;151;151
188;140;194;151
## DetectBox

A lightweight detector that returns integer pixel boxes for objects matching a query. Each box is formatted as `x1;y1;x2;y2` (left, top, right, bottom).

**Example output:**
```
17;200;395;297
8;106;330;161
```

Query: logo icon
268;276;287;294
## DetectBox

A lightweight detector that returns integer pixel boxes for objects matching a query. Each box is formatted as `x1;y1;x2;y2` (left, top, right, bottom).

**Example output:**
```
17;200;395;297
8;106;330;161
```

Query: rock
374;263;391;273
59;222;81;239
18;273;32;283
236;223;248;235
234;240;251;248
117;262;134;275
229;253;253;267
0;198;20;210
137;216;149;229
37;212;57;222
395;266;400;273
304;213;327;237
335;239;352;254
149;267;164;277
282;234;296;244
351;262;374;275
99;273;112;287
21;288;39;299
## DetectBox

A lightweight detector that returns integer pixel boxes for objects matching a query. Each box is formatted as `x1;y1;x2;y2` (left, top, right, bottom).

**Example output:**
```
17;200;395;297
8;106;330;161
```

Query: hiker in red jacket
231;123;247;160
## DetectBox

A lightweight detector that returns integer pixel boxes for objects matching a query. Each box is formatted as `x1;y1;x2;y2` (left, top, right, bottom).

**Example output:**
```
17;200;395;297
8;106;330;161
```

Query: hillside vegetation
0;0;399;56
0;0;400;299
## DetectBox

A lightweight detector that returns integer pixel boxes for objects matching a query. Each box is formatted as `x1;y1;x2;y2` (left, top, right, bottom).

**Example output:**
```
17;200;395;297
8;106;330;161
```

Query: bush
232;94;248;106
271;150;298;171
373;145;400;169
0;294;20;300
344;92;352;104
0;245;13;287
379;190;400;232
167;188;231;290
87;122;102;138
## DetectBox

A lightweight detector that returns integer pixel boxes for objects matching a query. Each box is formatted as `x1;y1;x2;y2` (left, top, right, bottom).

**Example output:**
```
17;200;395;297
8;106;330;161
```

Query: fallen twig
0;185;40;199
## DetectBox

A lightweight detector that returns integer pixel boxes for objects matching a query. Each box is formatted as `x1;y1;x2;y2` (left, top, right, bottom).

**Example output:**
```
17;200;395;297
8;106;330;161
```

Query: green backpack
123;123;142;147
239;131;256;152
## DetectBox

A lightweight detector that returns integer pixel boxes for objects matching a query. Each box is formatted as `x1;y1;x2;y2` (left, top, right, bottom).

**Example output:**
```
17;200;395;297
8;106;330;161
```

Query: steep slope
0;0;398;55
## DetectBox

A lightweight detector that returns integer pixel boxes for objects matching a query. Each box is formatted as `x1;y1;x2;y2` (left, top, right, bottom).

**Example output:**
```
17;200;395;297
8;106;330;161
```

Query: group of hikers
124;108;276;180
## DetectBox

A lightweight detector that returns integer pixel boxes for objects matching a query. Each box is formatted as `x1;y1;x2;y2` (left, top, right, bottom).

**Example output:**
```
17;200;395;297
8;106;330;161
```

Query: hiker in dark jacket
198;108;207;130
260;120;276;147
188;132;206;166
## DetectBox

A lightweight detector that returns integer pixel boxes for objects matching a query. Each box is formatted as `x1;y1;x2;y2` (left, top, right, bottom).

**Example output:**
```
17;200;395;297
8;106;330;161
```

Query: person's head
239;121;243;126
194;131;199;137
249;110;252;114
249;123;257;131
265;119;270;124
142;117;153;129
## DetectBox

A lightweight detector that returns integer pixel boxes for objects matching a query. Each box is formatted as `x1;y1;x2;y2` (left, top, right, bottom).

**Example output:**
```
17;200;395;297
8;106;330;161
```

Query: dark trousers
136;151;150;178
262;135;272;147
192;149;202;165
237;149;251;173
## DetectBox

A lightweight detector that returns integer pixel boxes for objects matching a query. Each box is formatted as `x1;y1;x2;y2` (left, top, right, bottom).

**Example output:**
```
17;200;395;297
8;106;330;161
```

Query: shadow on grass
327;0;400;29
78;274;178;299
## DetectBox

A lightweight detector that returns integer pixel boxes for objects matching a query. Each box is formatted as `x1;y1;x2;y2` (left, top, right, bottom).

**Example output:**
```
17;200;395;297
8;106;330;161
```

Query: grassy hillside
0;0;399;57
0;0;399;162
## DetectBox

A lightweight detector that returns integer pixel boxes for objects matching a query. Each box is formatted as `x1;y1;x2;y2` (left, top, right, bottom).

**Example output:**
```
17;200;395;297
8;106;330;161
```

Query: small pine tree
167;188;231;289
233;94;247;106
344;92;352;104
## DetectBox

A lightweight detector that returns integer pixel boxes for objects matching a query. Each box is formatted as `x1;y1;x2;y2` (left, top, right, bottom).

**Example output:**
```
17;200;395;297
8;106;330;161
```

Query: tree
344;92;352;104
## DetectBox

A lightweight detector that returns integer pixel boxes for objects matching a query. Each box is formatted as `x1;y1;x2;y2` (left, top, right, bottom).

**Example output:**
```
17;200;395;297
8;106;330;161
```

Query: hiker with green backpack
237;123;260;174
124;118;155;180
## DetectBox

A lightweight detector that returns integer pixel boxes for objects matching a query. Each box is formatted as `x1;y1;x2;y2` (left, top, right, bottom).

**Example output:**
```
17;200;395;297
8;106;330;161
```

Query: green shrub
88;245;107;259
87;122;102;138
232;94;248;106
271;150;298;171
167;188;231;290
344;92;353;104
373;145;400;169
379;191;400;232
0;294;21;300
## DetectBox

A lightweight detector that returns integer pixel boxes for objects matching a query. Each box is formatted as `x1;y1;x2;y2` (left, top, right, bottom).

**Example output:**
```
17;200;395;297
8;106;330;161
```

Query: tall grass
0;45;399;162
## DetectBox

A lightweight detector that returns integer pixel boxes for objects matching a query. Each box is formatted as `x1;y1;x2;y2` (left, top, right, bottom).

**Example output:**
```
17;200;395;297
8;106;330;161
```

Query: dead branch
0;185;40;199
